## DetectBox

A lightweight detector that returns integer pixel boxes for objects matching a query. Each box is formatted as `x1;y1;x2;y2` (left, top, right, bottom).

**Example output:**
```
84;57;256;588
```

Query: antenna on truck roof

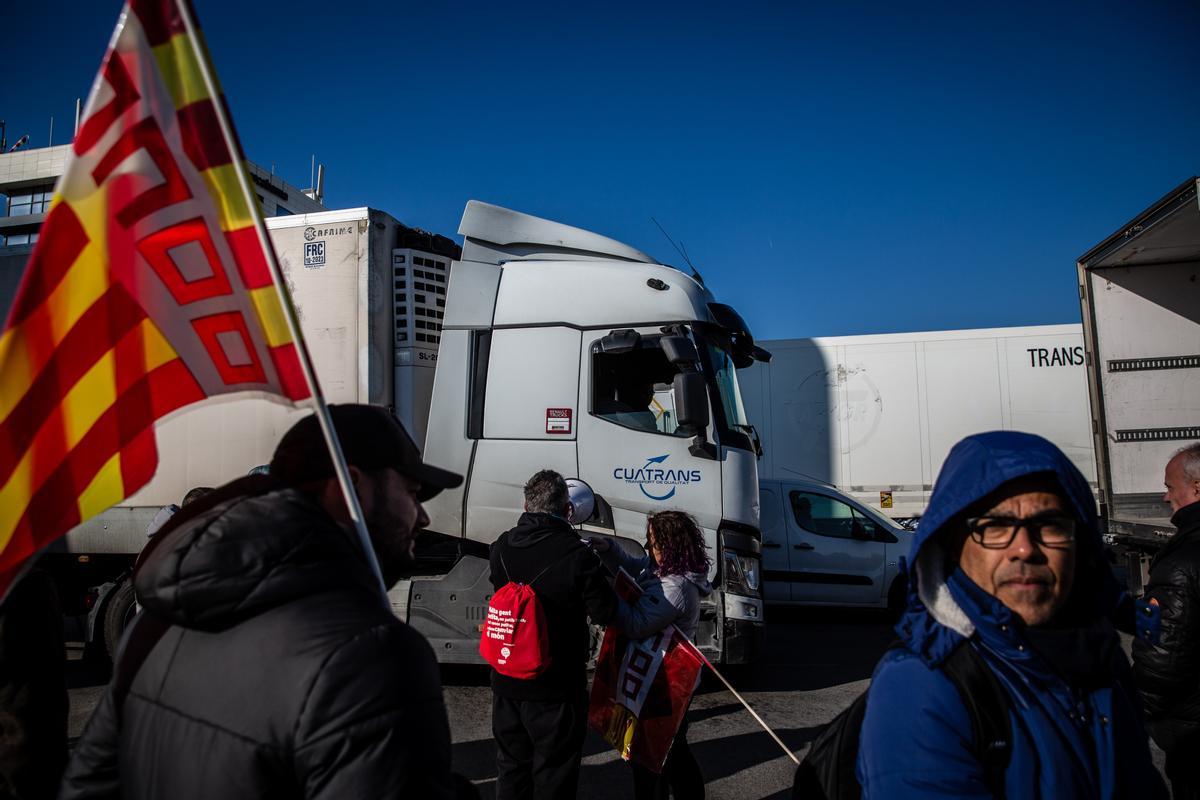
651;216;705;286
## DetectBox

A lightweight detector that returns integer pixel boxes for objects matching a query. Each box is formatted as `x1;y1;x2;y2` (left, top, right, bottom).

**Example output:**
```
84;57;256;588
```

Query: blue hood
897;431;1120;665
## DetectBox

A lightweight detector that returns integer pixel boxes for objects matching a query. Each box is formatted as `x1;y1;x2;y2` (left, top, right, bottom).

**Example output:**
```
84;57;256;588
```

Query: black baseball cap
270;404;463;501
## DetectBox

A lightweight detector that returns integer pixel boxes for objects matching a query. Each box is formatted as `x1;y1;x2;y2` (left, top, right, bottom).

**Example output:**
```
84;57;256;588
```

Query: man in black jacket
61;405;465;799
489;470;618;799
1133;442;1200;799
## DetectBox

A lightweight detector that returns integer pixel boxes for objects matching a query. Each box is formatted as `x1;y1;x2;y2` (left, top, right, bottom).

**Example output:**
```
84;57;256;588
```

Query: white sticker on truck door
546;408;573;434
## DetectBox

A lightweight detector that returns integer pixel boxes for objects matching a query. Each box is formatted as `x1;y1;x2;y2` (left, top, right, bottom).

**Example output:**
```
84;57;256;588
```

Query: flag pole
601;563;799;765
682;637;800;765
173;0;388;603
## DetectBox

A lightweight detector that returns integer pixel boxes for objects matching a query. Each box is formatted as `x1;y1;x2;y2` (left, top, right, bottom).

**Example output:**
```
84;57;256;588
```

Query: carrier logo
1026;346;1084;367
304;225;354;241
614;454;702;501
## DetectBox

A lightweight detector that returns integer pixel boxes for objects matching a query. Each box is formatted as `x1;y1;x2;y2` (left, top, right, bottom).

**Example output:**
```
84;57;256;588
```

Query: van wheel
886;576;907;622
103;579;137;659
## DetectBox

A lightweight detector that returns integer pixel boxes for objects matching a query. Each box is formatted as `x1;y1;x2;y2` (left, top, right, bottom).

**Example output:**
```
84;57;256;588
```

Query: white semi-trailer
47;203;769;664
1076;177;1200;592
740;325;1097;519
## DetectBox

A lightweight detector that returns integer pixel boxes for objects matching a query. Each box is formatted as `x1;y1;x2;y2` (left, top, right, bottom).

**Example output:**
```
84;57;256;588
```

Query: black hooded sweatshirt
488;512;618;702
60;481;455;800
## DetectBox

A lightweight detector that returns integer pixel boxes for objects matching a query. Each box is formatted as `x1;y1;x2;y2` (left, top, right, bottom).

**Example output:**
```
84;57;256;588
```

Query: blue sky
4;0;1198;340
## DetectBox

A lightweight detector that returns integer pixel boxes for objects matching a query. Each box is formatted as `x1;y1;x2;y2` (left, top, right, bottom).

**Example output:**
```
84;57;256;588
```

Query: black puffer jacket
61;480;455;800
488;512;617;702
1133;501;1200;737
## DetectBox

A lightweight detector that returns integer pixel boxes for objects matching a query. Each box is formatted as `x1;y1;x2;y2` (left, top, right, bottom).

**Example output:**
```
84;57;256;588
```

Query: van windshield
856;501;900;530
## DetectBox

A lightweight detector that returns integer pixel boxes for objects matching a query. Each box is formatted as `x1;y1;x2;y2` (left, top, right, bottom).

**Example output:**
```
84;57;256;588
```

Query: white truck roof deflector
458;200;657;265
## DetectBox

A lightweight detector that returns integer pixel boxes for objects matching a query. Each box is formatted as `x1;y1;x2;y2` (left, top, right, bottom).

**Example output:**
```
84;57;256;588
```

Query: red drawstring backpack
479;549;557;679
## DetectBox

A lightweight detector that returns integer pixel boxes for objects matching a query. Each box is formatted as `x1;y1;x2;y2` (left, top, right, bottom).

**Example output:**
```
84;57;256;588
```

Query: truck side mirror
598;329;641;354
660;335;699;365
673;372;710;431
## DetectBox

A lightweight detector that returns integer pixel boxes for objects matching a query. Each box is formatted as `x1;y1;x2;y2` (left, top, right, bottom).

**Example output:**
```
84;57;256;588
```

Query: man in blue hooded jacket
857;431;1166;798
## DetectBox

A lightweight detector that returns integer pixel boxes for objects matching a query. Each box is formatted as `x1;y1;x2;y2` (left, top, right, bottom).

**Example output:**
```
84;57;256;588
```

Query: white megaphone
564;478;596;526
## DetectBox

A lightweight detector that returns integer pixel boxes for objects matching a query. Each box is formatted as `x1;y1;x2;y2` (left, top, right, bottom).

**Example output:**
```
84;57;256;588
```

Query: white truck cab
403;202;771;664
758;478;914;611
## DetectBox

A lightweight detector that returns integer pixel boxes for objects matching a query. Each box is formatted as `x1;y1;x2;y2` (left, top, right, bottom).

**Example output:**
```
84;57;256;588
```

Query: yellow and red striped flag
0;0;312;597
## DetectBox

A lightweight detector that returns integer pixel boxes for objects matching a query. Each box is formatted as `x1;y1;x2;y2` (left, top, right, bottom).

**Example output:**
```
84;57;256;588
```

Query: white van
759;479;915;610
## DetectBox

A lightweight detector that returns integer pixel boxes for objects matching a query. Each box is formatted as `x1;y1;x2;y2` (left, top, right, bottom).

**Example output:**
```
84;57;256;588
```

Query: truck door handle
793;543;815;551
762;542;782;549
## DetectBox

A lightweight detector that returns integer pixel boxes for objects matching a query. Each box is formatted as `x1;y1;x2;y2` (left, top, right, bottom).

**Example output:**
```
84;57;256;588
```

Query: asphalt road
66;608;1167;799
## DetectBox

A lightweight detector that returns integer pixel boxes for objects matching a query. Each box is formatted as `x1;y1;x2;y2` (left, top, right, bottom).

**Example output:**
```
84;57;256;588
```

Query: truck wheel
103;579;137;660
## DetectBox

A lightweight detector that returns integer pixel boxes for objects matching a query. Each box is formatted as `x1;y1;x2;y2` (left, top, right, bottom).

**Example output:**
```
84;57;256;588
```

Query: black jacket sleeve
58;684;121;800
1133;558;1200;719
576;547;618;626
292;622;455;800
488;537;506;590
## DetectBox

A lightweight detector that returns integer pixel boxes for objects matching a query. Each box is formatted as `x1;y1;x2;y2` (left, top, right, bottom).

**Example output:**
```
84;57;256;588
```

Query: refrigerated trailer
740;325;1097;519
44;203;769;665
1076;177;1200;585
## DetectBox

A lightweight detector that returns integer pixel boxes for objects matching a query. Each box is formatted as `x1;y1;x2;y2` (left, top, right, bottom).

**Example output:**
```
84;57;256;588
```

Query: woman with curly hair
591;510;713;799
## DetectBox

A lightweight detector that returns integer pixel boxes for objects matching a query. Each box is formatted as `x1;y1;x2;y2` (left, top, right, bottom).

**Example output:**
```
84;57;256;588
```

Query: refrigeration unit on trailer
50;203;769;666
740;325;1097;520
1076;177;1200;590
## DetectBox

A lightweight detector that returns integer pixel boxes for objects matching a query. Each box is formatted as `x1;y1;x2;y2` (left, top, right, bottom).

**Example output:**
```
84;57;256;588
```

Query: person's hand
587;536;611;553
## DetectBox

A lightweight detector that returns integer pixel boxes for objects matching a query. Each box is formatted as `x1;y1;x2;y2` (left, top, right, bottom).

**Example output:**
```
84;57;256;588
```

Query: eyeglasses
964;514;1077;550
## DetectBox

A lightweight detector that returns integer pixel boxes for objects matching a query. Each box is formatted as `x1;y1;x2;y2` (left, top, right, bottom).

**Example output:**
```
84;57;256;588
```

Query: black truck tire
102;579;137;660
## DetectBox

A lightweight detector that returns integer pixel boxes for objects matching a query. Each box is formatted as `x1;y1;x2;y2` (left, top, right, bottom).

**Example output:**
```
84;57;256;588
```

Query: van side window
592;347;688;437
759;488;782;538
789;491;877;540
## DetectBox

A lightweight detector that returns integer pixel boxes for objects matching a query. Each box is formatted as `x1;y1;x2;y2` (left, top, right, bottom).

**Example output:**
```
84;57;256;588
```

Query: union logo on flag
0;0;312;597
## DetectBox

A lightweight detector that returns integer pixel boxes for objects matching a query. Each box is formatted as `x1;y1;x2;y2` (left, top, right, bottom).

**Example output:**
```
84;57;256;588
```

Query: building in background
0;143;327;315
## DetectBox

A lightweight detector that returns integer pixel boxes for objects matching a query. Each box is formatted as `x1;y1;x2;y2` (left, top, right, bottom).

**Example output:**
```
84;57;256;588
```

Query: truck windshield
706;340;750;430
695;327;754;450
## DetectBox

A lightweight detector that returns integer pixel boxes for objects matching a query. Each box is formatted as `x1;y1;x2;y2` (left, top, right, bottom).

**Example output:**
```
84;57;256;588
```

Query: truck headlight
740;554;760;591
722;551;761;596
